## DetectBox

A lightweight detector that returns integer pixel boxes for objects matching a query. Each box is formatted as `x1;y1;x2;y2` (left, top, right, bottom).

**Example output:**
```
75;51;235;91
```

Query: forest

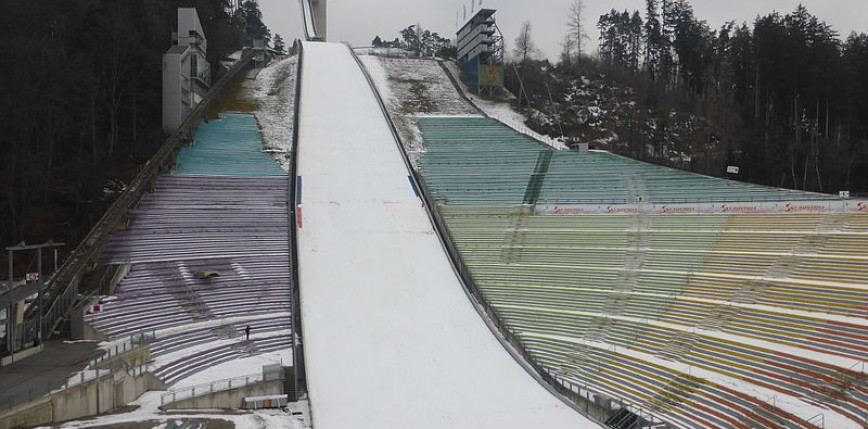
0;0;270;276
506;1;868;195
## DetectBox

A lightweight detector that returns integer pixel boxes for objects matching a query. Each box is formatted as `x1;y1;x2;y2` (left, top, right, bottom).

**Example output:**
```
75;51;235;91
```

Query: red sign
26;272;39;282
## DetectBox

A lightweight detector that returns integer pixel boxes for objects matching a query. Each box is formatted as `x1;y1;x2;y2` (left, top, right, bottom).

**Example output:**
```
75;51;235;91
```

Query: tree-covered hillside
506;1;868;194
0;0;273;275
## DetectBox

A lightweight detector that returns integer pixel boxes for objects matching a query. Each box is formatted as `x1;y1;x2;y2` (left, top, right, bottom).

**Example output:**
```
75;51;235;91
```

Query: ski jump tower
312;0;327;40
301;0;327;41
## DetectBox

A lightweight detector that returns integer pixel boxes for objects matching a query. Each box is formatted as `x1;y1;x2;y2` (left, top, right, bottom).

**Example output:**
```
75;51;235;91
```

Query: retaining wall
162;380;283;410
0;369;163;429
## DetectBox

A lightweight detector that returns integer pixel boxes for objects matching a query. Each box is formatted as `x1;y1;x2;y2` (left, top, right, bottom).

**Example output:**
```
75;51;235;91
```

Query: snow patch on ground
359;55;479;168
441;62;569;150
42;391;306;429
233;56;298;171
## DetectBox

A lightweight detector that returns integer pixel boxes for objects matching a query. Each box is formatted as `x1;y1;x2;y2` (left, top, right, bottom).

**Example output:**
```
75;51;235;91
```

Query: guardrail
289;39;306;400
487;113;566;151
88;332;154;368
32;52;253;343
159;371;279;408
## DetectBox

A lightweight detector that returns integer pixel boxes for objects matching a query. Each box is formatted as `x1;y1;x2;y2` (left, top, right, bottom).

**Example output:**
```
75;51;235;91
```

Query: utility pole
5;240;66;358
6;247;12;361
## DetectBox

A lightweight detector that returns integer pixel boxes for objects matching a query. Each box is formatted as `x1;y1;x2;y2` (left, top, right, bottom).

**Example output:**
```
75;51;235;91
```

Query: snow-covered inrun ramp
295;41;596;429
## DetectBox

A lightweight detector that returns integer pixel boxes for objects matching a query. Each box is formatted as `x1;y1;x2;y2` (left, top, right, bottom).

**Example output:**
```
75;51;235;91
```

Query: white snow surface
358;55;479;168
295;41;596;429
168;347;293;390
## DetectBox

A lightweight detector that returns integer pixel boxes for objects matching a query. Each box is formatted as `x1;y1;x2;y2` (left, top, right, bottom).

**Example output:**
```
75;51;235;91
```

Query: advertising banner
479;64;504;87
535;200;868;216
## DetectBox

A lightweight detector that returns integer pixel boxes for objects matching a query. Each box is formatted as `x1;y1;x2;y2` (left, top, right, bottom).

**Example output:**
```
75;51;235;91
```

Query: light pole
6;247;12;359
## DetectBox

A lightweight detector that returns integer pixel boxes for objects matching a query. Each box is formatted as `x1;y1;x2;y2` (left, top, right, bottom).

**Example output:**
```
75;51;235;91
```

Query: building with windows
162;8;210;133
457;9;504;94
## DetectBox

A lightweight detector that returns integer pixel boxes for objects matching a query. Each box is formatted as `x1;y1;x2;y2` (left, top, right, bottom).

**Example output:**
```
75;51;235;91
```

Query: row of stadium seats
526;336;825;429
86;114;293;386
416;116;867;428
417;116;840;205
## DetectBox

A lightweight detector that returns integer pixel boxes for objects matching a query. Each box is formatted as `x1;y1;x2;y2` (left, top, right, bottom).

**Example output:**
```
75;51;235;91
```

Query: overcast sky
258;0;868;60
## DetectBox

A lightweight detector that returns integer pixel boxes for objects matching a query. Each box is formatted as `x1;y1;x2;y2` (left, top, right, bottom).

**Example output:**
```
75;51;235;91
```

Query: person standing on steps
245;325;251;341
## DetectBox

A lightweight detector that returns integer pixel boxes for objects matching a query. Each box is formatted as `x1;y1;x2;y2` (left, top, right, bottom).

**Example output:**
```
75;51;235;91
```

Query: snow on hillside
230;56;298;171
440;62;569;150
359;55;479;167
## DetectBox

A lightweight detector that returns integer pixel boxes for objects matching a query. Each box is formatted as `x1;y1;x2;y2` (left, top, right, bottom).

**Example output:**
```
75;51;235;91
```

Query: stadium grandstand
415;116;868;429
87;114;293;387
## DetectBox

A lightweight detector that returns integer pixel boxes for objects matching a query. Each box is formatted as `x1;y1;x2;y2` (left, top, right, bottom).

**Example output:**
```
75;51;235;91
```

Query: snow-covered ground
360;53;568;161
296;41;597;429
230;56;298;171
440;62;569;150
359;55;479;167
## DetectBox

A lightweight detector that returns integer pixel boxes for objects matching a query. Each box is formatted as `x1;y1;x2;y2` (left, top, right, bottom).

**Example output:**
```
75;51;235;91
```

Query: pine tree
644;0;663;80
273;34;286;54
242;0;270;46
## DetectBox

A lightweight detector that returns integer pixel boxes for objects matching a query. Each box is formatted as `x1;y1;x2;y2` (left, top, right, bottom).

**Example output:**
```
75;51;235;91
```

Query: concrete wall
0;344;42;367
0;397;51;429
0;368;164;429
162;380;283;410
91;345;150;370
162;51;185;133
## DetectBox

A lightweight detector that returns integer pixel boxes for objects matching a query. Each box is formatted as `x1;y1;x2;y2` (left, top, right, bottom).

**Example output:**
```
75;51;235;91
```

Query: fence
159;372;279;408
487;113;567;151
88;332;154;369
289;39;307;401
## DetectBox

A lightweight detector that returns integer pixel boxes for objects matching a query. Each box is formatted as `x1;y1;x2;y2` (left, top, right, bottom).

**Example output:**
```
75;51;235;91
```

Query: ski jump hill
294;41;595;429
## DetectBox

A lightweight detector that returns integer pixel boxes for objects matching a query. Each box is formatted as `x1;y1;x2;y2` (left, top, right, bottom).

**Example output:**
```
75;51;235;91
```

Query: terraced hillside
417;116;868;429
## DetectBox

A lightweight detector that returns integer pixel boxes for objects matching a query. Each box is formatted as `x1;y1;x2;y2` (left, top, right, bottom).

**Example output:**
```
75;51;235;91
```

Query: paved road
0;340;98;410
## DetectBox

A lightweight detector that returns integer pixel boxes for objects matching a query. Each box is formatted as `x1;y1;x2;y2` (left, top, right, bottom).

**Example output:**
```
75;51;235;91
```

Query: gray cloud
258;0;868;60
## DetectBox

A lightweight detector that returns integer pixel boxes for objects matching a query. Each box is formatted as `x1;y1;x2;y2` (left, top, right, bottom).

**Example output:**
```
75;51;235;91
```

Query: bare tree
565;0;590;62
512;20;537;105
513;21;538;66
559;33;577;67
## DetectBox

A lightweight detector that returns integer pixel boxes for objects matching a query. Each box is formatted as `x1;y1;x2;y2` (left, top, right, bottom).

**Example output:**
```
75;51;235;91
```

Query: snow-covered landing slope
295;41;598;429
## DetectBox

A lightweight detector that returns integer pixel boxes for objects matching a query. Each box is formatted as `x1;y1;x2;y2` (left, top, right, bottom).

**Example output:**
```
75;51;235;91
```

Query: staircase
501;205;534;264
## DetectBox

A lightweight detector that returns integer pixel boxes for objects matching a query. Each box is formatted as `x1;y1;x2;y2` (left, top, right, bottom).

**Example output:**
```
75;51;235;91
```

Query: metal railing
88;333;153;369
159;371;279;408
32;52;253;343
289;39;307;401
487;113;566;151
